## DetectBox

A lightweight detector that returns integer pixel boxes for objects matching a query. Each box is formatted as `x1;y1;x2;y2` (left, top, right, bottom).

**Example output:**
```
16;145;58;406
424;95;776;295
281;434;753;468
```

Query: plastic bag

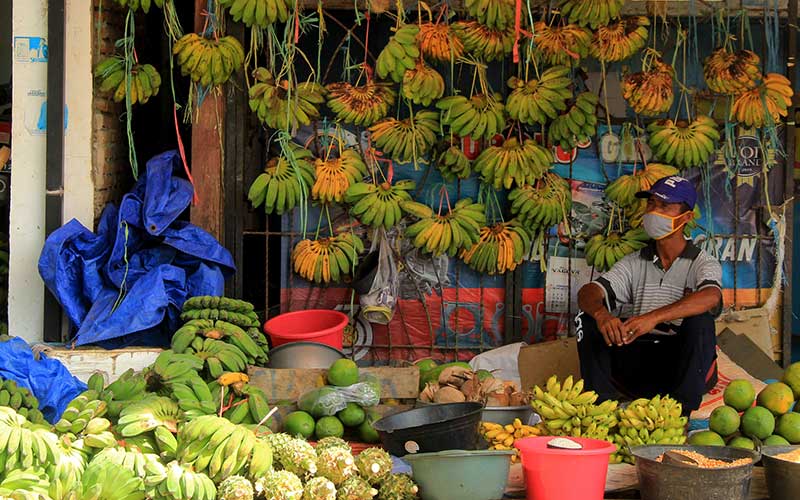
359;228;399;324
297;375;381;417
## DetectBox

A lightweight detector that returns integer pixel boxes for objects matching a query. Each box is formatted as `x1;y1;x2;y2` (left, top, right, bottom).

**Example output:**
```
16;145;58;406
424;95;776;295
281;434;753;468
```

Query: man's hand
622;313;659;344
596;310;626;347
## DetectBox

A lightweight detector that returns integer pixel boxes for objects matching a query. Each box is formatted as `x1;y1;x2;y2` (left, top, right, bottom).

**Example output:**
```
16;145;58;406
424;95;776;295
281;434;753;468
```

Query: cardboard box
518;337;581;391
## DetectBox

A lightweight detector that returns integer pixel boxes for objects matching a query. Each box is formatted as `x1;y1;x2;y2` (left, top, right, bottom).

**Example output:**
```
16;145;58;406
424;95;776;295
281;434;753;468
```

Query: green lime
284;411;315;439
688;430;725;446
764;434;791;446
327;359;359;387
709;406;741;437
316;416;345;439
776;412;800;443
741;406;776;440
358;410;381;443
727;436;755;450
337;402;366;427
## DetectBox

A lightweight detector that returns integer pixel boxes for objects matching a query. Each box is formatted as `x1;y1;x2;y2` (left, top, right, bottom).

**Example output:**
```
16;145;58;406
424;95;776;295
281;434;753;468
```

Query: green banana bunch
506;66;572;126
436;93;506;140
94;57;162;105
48;436;87;499
114;0;164;13
0;407;59;474
402;199;487;257
54;390;108;435
0;379;46;424
78;453;147;499
326;81;396;127
460;219;532;275
465;0;515;30
117;395;183;437
183;296;254;313
102;368;148;418
248;68;327;131
368;111;440;164
376;24;421;83
402;61;445;106
173;319;267;366
604;163;679;226
168;374;218;419
612;394;687;463
556;0;624;29
173;33;245;87
531;375;618;440
584;228;650;272
344;179;416;230
647;116;720;170
452;21;514;62
509;172;572;231
436;141;473;181
247;142;315;216
183;338;250;379
548;92;599;151
473;137;553;190
151;460;217;500
178;310;260;330
218;0;292;28
0;467;51;498
143;350;205;394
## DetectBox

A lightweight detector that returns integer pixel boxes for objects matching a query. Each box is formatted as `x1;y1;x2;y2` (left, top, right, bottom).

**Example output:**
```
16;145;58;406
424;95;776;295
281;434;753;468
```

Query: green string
123;10;138;179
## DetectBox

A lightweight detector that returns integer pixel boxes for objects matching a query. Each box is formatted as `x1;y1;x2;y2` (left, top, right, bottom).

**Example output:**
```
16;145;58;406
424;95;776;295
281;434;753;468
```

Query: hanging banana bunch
506;66;572;126
326;81;397;127
247;143;315;215
114;0;163;13
731;74;793;129
532;22;592;67
369;111;439;164
585;228;650;272
452;21;515;62
94;57;162;105
556;0;624;29
218;0;293;28
591;17;650;63
647;116;720;169
436;93;506;140
548;92;599;151
402;61;446;106
509;173;572;232
460;220;531;275
703;48;762;95
621;59;675;116
417;23;464;62
292;233;364;284
312;149;368;204
376;24;421;83
604;163;679;226
401;199;486;257
464;0;515;30
344;180;416;230
248;68;327;131
173;33;245;87
473;137;553;190
436;141;473;181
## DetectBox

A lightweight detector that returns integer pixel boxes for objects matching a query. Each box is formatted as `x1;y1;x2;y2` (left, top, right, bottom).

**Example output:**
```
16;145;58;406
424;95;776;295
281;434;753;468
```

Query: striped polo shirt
591;241;722;327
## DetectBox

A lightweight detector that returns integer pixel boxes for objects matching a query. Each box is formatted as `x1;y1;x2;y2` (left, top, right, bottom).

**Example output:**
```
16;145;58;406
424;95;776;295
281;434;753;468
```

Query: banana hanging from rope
248;68;327;131
376;24;421;83
506;66;573;126
401;199;487;257
368;111;440;164
344;180;416;230
312;148;368;204
473;137;553;190
731;73;793;129
218;0;293;28
509;173;572;232
532;22;592;66
591;17;650;63
621;60;675;116
173;33;244;87
94;57;162;105
464;0;515;30
452;21;515;62
647;116;720;169
460;220;531;275
436;140;473;181
548;92;599;151
585;228;650;272
326;81;397;127
113;0;164;13
402;61;446;106
247;143;315;215
436;93;506;140
703;48;762;95
292;233;364;284
556;0;624;29
417;23;465;62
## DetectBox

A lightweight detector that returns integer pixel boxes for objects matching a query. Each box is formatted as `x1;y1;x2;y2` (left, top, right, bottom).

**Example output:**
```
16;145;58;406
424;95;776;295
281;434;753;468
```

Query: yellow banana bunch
436;141;473;181
326;81;396;127
460;220;531;275
376;24;421;83
312;148;367;204
218;0;292;28
506;66;572;126
473;137;553;190
531;375;618;440
612;394;687;464
548;92;599;151
591;17;650;63
94;57;162;105
436;93;506;140
532;22;592;66
368;111;440;163
402;61;445;106
452;21;514;62
584;228;650;272
247;143;315;215
173;33;244;87
465;0;515;30
731;73;793;129
114;0;163;13
703;48;762;95
481;419;541;461
248;68;326;131
622;60;675;117
647;116;720;169
416;23;464;62
556;0;624;29
292;233;364;284
402;199;487;257
509;173;572;231
344;180;416;229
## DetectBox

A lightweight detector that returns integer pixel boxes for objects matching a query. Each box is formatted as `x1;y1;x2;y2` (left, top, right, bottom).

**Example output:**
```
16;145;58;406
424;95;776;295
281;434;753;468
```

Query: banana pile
591;17;650;62
604;163;679;224
0;468;51;499
647;116;720;169
292;233;365;284
368;111;440;163
114;0;163;13
102;368;148;418
117;395;183;438
173;313;266;366
452;21;514;62
437;93;506;140
509;173;572;231
731;73;793;128
557;0;624;29
312;148;368;204
179;304;261;332
326;81;396;127
402;61;446;106
621;60;675;116
584;228;650;272
481;419;541;463
506;66;572;125
612;395;687;464
401;199;487;257
436;140;473;181
460;220;531;275
94;57;162;105
417;22;464;62
248;68;327;131
376;25;421;83
344;180;416;229
703;48;762;95
473;137;553;190
218;0;292;28
548;92;599;151
0;379;46;424
531;376;618;440
153;460;218;500
173;33;244;87
465;0;515;30
532;22;592;66
0;406;58;473
247;143;315;215
53;389;108;435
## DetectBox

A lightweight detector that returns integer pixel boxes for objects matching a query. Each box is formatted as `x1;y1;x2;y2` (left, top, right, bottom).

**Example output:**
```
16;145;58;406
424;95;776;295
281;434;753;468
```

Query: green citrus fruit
764;434;791;446
783;362;800;399
757;382;795;416
709;406;741;437
741;406;776;439
776;412;800;443
284;411;315;439
724;380;756;412
358;410;381;443
727;436;755;450
337;402;366;427
415;359;438;375
327;359;359;387
315;416;345;439
688;430;725;446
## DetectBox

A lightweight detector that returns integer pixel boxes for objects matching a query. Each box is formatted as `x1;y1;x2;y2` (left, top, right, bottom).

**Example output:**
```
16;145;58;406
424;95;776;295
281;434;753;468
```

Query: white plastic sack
468;342;526;387
360;228;399;325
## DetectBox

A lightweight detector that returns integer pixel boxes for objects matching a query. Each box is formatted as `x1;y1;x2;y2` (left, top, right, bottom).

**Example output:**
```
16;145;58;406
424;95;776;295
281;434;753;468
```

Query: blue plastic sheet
39;151;235;348
0;337;87;423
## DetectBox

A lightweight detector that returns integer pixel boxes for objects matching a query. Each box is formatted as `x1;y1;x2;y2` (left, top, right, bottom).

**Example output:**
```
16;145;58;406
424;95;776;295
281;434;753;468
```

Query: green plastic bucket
403;449;514;500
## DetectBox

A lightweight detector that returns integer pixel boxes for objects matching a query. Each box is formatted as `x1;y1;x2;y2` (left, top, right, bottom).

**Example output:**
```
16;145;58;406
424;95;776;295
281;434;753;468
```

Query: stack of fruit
418;365;529;406
0;379;46;424
611;394;687;463
480;419;541;462
530;375;618;441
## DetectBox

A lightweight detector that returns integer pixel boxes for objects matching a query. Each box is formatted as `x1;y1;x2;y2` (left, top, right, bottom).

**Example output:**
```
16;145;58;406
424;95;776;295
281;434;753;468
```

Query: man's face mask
642;210;691;240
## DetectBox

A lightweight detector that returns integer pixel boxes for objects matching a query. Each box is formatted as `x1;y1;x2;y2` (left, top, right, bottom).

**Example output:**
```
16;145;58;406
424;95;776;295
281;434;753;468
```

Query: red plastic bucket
515;437;616;500
263;309;348;349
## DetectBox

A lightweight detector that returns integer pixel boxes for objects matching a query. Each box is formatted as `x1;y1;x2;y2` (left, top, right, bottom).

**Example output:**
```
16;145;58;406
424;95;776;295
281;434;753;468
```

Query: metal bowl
266;341;345;369
481;405;535;426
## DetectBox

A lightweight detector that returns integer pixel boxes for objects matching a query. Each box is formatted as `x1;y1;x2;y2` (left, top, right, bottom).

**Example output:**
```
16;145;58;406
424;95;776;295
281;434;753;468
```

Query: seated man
576;175;722;415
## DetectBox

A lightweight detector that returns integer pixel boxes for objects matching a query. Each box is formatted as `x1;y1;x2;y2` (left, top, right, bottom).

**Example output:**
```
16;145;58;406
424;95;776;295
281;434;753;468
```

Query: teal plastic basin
403;449;514;500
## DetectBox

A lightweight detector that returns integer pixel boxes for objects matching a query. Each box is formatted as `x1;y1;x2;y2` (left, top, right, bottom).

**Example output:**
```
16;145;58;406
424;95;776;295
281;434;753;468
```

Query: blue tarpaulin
39;151;235;348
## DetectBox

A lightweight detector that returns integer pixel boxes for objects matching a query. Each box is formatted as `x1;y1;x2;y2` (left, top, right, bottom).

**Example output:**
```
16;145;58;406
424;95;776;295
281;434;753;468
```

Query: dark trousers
575;311;718;414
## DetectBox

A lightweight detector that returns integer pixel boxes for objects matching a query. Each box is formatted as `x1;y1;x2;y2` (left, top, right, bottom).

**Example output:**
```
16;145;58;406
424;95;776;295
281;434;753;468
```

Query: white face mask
643;211;691;240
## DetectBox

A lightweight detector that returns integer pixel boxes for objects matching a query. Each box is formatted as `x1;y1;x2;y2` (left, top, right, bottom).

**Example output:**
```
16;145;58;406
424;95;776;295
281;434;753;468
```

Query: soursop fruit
354;447;392;485
255;470;303;500
377;473;418;500
279;437;318;478
218;475;254;500
337;475;377;500
302;476;337;500
315;436;351;453
316;446;357;486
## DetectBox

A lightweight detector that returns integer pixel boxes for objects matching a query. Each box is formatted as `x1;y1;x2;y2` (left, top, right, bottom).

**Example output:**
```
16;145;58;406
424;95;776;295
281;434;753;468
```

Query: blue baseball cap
635;175;697;208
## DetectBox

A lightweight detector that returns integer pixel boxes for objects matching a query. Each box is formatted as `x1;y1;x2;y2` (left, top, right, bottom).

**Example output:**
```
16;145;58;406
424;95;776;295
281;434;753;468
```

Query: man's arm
622;287;722;343
578;283;627;347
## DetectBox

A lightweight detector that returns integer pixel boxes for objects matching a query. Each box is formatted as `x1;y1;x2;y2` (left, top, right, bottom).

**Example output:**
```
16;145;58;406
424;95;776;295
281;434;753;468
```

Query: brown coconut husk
438;366;473;388
485;390;510;407
419;382;440;403
459;376;484;402
434;385;467;403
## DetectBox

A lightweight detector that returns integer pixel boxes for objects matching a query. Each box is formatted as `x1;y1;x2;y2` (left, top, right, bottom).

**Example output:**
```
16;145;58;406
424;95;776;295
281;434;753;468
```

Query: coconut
459;376;483;402
433;385;466;403
509;391;528;406
438;366;473;388
418;382;439;403
485;390;509;407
